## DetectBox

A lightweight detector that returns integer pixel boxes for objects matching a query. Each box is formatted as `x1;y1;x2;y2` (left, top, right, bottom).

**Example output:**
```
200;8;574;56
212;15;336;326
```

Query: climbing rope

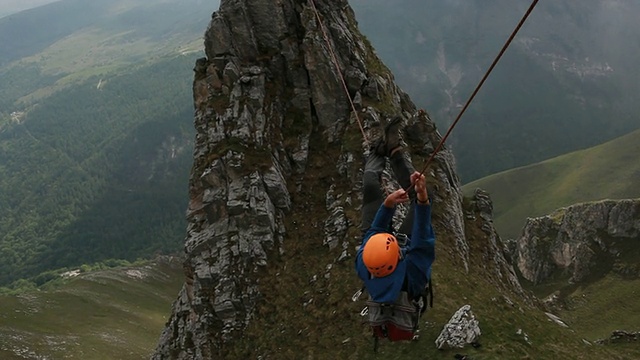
414;0;540;185
309;0;540;190
309;0;369;146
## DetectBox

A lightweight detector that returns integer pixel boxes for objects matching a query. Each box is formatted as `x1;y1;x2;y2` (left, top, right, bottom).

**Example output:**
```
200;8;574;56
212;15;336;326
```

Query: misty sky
0;0;60;18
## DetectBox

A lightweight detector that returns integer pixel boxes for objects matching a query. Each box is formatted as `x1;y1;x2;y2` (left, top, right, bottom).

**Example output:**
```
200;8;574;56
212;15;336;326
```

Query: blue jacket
355;201;435;303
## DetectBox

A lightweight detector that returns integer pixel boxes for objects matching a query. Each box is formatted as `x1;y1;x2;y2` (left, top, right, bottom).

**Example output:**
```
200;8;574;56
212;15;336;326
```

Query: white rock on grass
435;305;481;349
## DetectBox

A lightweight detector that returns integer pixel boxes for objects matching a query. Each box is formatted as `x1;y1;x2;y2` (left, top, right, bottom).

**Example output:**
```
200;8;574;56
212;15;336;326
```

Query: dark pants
361;151;416;235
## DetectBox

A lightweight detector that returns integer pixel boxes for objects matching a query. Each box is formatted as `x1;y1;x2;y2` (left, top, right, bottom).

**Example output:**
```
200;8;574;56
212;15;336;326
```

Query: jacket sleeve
405;201;435;297
409;202;435;254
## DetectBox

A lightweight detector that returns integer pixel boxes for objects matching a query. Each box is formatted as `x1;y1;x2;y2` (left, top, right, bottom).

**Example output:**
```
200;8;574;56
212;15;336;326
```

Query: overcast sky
0;0;60;18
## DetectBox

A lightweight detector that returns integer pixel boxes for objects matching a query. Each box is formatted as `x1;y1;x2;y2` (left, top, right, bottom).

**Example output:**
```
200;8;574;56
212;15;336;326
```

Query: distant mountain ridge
351;0;640;181
0;0;58;19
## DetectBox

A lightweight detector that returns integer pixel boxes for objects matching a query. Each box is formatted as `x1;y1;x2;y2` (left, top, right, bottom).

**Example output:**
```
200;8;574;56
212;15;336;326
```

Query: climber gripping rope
309;0;540;350
355;117;435;348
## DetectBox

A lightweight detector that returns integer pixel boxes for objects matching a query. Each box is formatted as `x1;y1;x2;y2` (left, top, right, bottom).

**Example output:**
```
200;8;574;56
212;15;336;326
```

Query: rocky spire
153;0;477;357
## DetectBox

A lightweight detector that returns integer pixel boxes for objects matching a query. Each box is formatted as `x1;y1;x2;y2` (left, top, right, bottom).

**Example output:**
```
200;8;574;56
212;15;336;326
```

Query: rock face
514;199;640;285
435;305;481;349
152;0;495;358
466;189;527;297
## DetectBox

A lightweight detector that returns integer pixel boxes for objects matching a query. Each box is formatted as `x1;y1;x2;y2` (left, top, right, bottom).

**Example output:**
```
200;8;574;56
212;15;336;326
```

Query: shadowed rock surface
514;199;640;285
152;0;522;358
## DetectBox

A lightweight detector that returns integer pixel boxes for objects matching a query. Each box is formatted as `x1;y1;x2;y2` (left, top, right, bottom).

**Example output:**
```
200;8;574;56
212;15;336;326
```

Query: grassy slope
1;223;636;359
220;125;638;360
462;128;640;240
0;258;183;360
562;275;640;341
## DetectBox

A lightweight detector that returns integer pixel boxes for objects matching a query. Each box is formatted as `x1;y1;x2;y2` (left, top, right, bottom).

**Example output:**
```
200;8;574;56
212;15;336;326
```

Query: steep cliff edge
514;199;640;286
511;199;640;343
152;1;545;358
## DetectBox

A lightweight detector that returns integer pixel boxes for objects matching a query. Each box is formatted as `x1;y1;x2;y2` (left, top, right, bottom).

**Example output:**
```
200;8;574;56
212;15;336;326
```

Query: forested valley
0;55;196;288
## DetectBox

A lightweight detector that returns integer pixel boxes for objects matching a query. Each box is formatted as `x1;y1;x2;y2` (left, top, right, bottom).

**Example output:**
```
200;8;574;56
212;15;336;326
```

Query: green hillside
0;258;183;360
0;0;220;286
462;128;640;239
560;274;640;341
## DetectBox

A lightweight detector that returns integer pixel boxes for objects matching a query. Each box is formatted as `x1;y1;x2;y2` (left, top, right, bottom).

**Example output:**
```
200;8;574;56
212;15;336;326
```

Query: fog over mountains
0;0;59;18
351;0;640;181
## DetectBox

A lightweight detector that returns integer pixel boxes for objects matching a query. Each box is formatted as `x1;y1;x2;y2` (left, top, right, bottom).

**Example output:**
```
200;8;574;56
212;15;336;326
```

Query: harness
355;277;433;352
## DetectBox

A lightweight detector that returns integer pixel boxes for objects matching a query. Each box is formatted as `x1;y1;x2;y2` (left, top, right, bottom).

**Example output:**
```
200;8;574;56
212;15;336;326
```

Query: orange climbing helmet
362;233;401;278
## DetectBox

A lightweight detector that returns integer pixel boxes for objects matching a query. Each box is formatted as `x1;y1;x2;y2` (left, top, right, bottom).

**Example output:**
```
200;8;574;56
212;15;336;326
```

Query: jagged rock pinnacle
153;1;474;357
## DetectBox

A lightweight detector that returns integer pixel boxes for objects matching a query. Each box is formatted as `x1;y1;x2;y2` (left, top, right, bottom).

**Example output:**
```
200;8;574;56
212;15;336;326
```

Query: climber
355;115;436;306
